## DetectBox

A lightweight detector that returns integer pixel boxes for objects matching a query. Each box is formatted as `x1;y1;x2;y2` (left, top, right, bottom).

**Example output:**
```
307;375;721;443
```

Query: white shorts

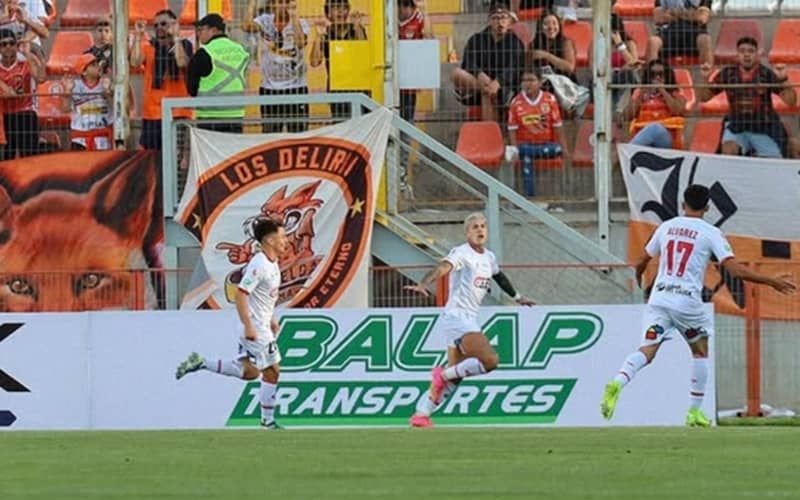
237;337;281;370
640;304;712;347
436;310;481;348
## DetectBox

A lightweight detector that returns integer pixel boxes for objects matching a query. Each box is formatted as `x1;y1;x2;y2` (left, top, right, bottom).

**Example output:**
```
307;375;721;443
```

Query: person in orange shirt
506;67;568;197
624;59;686;149
130;9;193;151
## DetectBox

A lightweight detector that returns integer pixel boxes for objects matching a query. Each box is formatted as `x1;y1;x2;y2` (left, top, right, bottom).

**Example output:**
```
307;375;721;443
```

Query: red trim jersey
399;9;425;40
507;90;562;144
0;60;34;113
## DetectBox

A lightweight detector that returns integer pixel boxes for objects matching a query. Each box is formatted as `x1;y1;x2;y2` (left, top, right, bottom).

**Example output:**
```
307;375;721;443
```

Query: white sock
202;358;244;378
613;351;648;388
260;382;278;423
415;380;459;416
689;358;709;410
443;358;486;381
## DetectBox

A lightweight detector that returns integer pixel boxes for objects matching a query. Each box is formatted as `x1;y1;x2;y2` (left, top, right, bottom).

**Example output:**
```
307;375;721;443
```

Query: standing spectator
451;1;524;122
85;16;113;75
530;10;576;83
506;68;568;197
130;9;193;151
624;59;686;149
310;0;367;121
0;0;48;58
0;30;44;159
187;14;249;134
646;0;712;67
398;0;430;124
247;0;310;133
698;37;795;158
60;53;113;150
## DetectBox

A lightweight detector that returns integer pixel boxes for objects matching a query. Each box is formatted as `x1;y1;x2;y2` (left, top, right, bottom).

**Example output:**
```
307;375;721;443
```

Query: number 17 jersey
645;216;734;311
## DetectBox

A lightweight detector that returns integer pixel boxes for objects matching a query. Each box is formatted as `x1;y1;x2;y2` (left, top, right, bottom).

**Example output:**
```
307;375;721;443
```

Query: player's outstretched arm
722;259;797;295
405;260;453;296
492;271;535;306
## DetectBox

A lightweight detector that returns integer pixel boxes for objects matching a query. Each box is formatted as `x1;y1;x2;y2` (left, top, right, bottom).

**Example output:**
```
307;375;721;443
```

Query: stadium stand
768;19;800;64
722;0;779;17
45;31;95;75
713;18;763;64
60;0;111;27
612;0;655;17
562;21;592;67
456;121;505;168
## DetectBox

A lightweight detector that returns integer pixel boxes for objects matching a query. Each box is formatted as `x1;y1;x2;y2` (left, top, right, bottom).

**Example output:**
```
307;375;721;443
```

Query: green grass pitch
2;427;799;499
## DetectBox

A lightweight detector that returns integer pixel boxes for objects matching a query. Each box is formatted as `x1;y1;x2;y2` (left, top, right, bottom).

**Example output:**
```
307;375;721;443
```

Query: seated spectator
451;1;524;122
698;37;795;158
506;67;568;197
0;0;48;60
646;0;712;67
85;16;113;75
309;0;367;121
0;30;44;159
130;9;192;151
624;59;686;149
61;53;112;151
248;0;310;133
529;10;576;84
589;5;641;110
398;0;431;124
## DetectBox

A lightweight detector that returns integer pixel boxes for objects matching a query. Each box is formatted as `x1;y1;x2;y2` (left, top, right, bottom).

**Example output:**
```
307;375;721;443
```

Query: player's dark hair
522;66;542;80
684;184;710;211
398;0;415;8
737;36;758;49
253;218;282;243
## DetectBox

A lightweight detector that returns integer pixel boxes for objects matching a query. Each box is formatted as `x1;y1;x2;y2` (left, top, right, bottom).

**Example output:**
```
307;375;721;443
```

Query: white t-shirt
70;78;112;139
443;243;500;320
238;251;281;342
645;216;734;311
253;13;309;90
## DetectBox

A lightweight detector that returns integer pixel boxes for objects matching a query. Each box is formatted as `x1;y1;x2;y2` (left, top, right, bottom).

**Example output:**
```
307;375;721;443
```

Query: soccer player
176;219;289;429
601;185;796;426
405;212;535;427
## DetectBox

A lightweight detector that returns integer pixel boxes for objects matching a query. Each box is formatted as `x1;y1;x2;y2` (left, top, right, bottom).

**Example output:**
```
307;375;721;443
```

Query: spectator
624;59;686;149
85;16;113;75
398;0;431;123
698;37;795;158
0;29;44;159
187;14;249;134
589;5;641;110
130;9;193;151
646;0;712;67
0;0;48;50
451;1;524;122
247;0;310;133
506;67;568;197
60;53;112;151
309;0;367;121
530;9;576;83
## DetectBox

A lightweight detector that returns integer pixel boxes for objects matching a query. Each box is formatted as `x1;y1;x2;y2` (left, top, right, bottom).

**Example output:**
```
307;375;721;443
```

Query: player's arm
235;289;258;340
721;258;796;294
405;260;453;296
492;271;535;306
271;316;280;337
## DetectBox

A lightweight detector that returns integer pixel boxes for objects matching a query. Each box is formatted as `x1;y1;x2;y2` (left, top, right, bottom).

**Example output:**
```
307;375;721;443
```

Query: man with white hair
405;212;535;427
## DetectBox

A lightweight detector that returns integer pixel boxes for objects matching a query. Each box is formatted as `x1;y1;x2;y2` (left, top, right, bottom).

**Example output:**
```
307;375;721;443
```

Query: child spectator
85;16;113;75
61;53;113;151
0;29;43;159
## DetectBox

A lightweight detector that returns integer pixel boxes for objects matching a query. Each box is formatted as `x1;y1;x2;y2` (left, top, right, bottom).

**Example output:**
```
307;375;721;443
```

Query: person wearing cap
60;52;112;151
451;1;524;122
84;16;113;75
131;9;193;151
0;28;43;159
246;0;310;133
186;13;249;133
309;0;367;120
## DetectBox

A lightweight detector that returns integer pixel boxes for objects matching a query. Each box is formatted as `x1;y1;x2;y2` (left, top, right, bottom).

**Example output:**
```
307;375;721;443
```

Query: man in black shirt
451;1;524;122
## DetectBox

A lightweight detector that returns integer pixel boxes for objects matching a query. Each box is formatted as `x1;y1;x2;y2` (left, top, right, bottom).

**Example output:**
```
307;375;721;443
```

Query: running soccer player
405;212;535;427
601;184;795;426
176;218;289;429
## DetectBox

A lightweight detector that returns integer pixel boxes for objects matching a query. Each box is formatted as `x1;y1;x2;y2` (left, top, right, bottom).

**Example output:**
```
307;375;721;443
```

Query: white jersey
237;252;281;342
645;216;734;311
70;78;112;144
442;243;500;320
254;13;309;90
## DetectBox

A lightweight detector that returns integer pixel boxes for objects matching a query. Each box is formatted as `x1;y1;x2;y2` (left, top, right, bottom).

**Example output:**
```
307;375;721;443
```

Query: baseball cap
74;53;98;74
195;13;226;31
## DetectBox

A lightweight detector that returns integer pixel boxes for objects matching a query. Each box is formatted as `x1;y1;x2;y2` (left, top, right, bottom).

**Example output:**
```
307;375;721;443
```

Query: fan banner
175;108;392;309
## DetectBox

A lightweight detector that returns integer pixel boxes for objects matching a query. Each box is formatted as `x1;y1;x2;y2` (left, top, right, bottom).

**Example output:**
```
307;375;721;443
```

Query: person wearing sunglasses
623;59;686;149
0;28;44;159
130;9;193;152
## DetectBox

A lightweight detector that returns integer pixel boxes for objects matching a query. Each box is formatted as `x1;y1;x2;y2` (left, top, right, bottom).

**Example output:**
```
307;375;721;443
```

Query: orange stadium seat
773;68;800;114
36;81;71;129
179;0;234;24
699;91;728;115
623;20;648;60
714;19;762;64
456;121;505;168
61;0;111;27
674;69;696;112
769;19;800;65
572;120;594;167
689;119;722;153
130;0;169;24
613;0;655;17
563;21;592;67
518;8;544;22
46;31;95;75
